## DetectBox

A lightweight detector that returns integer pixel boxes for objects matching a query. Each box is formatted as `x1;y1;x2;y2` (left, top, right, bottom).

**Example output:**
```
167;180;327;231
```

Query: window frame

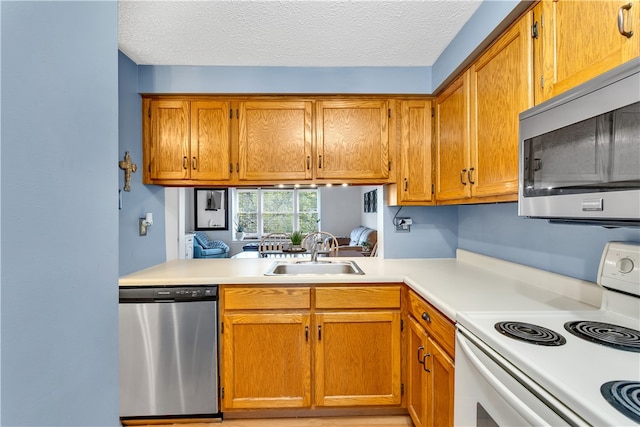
232;188;320;239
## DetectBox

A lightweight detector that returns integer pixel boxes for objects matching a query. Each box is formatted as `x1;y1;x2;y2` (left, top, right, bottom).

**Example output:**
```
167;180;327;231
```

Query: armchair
193;231;230;258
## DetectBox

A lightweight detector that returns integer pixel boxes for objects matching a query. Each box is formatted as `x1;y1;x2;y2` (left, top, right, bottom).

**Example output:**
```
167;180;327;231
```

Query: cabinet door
150;99;190;180
238;100;313;181
399;100;434;203
469;15;533;199
426;337;455;427
407;316;429;427
314;311;401;407
435;73;471;201
222;312;311;409
316;100;390;180
536;0;640;102
190;101;232;181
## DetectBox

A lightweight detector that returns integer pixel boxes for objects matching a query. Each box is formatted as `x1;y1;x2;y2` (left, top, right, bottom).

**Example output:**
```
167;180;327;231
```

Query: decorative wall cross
118;151;137;192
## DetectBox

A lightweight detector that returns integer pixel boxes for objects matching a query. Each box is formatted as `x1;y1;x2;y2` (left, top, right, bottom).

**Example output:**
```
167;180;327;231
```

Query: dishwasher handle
119;286;218;303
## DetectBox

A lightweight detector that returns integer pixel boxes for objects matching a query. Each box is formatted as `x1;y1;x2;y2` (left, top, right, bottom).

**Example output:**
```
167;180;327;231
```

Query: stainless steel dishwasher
119;285;219;419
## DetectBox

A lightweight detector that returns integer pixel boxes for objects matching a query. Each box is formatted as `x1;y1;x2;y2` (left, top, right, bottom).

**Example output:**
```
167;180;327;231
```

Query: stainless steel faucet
310;240;320;262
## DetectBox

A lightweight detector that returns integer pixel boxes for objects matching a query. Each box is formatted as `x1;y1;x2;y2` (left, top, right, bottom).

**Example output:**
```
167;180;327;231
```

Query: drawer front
408;290;455;357
315;286;401;309
224;287;311;310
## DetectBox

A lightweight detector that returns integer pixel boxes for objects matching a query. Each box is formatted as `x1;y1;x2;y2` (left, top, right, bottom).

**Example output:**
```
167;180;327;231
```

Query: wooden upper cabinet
238;100;313;181
144;98;232;183
534;0;640;103
316;100;391;180
143;96;401;185
149;99;190;180
469;13;533;199
435;73;471;202
402;100;433;203
190;101;232;181
389;100;435;205
436;13;532;203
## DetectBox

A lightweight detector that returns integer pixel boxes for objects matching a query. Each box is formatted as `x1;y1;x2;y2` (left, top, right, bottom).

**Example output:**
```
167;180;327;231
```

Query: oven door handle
457;334;551;426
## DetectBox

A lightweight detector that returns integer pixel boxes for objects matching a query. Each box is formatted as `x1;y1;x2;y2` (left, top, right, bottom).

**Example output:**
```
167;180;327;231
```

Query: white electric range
455;241;640;426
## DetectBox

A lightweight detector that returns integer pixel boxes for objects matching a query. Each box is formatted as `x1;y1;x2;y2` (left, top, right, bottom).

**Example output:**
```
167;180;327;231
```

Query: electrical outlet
395;217;412;233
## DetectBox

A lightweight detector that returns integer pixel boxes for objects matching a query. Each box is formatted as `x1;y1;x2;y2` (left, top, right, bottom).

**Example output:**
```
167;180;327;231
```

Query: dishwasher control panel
120;285;218;302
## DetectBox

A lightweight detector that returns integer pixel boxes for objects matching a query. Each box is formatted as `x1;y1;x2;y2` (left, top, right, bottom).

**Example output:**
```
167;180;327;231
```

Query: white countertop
119;249;603;321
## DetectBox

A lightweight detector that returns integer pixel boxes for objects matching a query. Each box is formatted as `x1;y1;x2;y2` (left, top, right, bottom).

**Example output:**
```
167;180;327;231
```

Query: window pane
299;213;319;234
298;190;318;212
263;191;293;213
264;214;294;233
298;190;318;233
237;190;257;233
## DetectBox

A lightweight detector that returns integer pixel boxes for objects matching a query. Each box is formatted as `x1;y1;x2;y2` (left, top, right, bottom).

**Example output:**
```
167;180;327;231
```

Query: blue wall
138;65;432;94
382;188;458;259
119;52;166;275
458;203;640;282
431;0;521;89
1;1;119;425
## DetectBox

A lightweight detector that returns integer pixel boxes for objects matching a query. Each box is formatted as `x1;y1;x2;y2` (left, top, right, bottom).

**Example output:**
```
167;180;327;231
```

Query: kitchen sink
264;260;365;276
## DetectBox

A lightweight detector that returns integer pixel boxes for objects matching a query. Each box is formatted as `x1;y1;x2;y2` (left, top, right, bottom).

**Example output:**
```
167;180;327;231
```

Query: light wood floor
132;416;413;427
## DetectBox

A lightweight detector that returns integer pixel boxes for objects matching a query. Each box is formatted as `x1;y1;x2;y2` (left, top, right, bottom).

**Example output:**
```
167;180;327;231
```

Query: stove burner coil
601;381;640;423
564;321;640;352
495;321;566;346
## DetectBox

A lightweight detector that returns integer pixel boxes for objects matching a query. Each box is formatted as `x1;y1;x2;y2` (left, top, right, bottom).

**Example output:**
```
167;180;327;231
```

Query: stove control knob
616;257;635;274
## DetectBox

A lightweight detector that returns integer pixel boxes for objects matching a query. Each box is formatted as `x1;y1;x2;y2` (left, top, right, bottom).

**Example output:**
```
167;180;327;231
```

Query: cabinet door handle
318;155;322;169
422;353;431;372
404;178;408;192
417;346;425;364
460;169;468;185
422;312;431;323
183;156;188;170
618;3;634;38
307;156;311;170
305;325;309;342
229;163;233;173
236;162;239;173
318;325;322;341
468;167;475;184
192;157;197;170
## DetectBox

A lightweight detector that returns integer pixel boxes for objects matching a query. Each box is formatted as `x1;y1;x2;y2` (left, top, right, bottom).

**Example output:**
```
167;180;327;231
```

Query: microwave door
524;114;611;196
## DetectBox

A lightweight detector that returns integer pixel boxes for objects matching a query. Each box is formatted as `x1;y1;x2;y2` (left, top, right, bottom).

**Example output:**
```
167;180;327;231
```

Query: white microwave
518;58;640;227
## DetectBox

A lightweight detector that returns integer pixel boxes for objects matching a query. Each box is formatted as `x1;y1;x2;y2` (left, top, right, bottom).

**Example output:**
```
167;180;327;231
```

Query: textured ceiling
118;0;483;67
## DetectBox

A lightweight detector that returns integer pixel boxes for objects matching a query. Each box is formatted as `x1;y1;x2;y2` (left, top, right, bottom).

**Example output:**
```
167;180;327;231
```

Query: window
233;188;320;238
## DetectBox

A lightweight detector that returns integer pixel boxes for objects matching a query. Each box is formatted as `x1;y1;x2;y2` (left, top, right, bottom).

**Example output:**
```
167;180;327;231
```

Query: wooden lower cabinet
222;312;311;409
407;316;428;427
315;311;402;407
427;337;455;427
406;290;455;427
220;285;403;413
